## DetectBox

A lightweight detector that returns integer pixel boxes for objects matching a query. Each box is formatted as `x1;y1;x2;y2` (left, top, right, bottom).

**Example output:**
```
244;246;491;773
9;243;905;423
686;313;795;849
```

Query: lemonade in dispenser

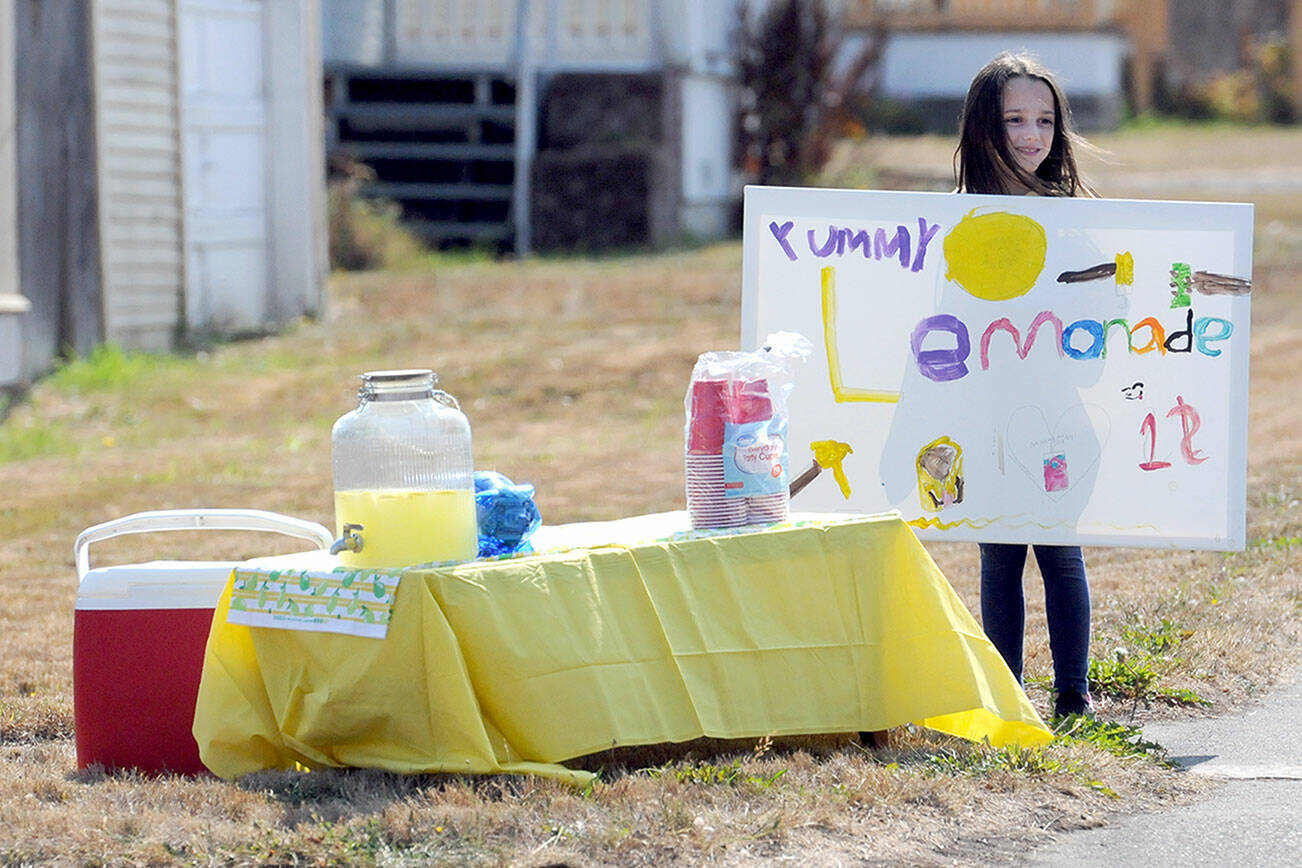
331;369;478;567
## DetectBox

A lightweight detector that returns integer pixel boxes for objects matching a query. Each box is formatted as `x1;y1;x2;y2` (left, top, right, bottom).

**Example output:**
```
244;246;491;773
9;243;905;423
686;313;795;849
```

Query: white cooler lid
76;561;239;611
75;550;343;611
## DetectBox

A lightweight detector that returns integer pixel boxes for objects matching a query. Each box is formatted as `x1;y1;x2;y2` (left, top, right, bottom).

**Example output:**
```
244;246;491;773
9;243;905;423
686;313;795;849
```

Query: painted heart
1004;404;1109;502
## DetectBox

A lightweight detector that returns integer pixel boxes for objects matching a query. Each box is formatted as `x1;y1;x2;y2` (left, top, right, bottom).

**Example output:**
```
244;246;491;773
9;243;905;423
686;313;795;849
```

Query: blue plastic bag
474;470;542;557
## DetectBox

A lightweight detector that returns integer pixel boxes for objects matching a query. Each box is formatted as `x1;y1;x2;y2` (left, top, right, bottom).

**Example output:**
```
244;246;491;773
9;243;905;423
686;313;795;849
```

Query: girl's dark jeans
978;542;1091;696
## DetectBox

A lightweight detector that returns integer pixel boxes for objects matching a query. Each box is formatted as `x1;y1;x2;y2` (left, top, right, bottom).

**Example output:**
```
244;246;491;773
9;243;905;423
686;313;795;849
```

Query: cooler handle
75;508;335;581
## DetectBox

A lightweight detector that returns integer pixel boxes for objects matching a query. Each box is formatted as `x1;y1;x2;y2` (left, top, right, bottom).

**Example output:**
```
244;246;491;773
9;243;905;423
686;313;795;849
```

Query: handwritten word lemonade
334;488;478;568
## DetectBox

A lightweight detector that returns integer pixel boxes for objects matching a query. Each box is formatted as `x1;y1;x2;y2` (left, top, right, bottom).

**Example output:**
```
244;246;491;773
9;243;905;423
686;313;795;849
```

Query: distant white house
3;0;326;389
875;31;1129;130
322;0;740;250
841;0;1169;133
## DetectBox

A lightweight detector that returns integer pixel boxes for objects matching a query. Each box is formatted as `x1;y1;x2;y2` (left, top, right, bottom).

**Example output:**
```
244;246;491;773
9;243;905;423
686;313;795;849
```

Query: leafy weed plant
1053;715;1172;765
1090;615;1211;711
916;717;1171;805
1089;653;1210;710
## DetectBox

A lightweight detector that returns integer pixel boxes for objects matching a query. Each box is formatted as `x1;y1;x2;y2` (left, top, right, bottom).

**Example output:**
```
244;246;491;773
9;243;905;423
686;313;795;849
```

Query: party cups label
724;418;788;496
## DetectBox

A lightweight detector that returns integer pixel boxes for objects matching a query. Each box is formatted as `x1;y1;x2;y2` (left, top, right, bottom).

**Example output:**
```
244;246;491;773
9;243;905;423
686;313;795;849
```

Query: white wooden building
3;0;326;388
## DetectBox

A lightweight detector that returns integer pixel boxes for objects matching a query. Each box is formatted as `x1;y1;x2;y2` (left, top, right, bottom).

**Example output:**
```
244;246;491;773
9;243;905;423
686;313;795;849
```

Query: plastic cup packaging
685;378;785;530
684;336;813;530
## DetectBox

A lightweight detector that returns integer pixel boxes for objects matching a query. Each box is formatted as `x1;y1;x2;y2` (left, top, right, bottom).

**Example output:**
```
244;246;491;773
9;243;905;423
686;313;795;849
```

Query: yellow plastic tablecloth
194;512;1051;783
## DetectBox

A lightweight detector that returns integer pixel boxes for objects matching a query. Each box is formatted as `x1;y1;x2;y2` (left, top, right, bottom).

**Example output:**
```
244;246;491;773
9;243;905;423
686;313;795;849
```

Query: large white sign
742;186;1253;550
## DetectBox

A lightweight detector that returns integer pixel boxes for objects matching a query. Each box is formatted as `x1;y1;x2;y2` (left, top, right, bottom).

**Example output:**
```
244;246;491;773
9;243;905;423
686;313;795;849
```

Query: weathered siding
94;0;184;351
16;0;103;375
0;0;25;387
0;0;18;301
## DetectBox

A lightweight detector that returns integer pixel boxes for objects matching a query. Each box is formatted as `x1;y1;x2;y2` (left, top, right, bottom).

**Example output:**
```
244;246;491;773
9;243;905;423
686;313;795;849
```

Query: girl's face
1001;76;1056;182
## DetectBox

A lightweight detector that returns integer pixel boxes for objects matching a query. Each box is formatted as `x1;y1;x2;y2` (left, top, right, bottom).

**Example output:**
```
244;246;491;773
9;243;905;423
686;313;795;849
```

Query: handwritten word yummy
769;218;941;271
911;307;1234;383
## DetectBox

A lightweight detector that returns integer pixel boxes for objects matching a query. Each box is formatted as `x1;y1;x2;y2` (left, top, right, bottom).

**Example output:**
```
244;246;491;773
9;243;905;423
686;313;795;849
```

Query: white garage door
180;0;269;333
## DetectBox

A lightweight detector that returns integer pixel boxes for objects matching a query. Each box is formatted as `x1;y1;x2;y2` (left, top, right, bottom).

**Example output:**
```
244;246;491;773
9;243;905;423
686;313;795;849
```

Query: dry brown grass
0;732;1205;866
1;123;1300;865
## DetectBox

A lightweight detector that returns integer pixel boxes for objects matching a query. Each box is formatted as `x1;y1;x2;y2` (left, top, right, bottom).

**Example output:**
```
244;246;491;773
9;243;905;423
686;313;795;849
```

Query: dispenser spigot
330;523;364;555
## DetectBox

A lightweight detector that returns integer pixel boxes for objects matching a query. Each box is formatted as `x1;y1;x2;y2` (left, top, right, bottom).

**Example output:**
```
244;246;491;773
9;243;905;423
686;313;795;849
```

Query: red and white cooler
73;509;334;775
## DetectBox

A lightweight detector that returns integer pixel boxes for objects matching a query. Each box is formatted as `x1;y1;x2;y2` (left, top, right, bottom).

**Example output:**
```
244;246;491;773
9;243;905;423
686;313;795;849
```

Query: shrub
327;158;426;271
1172;38;1295;124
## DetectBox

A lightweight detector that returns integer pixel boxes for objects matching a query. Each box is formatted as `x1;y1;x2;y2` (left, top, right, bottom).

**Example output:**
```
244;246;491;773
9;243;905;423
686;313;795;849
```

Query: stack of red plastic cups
686;379;746;528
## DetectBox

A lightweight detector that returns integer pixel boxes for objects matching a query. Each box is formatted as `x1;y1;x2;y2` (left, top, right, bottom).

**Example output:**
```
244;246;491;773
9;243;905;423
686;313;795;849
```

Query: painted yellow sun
943;210;1047;301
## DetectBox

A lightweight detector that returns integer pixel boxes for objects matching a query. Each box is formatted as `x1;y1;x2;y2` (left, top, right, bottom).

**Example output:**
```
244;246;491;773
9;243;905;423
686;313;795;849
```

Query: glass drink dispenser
331;369;478;567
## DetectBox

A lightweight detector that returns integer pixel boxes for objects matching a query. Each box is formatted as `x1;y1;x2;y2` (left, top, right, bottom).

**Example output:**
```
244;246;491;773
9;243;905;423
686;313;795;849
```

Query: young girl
954;52;1095;720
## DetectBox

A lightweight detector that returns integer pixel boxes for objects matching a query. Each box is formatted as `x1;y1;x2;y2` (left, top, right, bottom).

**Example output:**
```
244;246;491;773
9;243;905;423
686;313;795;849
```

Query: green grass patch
917;716;1171;799
48;344;179;393
1256;485;1300;509
921;743;1082;777
0;419;69;463
1117;113;1256;134
1251;535;1302;550
647;758;787;790
1119;617;1193;655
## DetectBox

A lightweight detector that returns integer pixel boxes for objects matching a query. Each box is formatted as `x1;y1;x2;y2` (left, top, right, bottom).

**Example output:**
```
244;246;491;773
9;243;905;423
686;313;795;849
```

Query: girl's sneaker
1053;690;1095;721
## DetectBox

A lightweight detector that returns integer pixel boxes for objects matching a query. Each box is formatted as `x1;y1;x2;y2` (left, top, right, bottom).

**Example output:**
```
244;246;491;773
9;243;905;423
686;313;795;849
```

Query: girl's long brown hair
953;52;1094;197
